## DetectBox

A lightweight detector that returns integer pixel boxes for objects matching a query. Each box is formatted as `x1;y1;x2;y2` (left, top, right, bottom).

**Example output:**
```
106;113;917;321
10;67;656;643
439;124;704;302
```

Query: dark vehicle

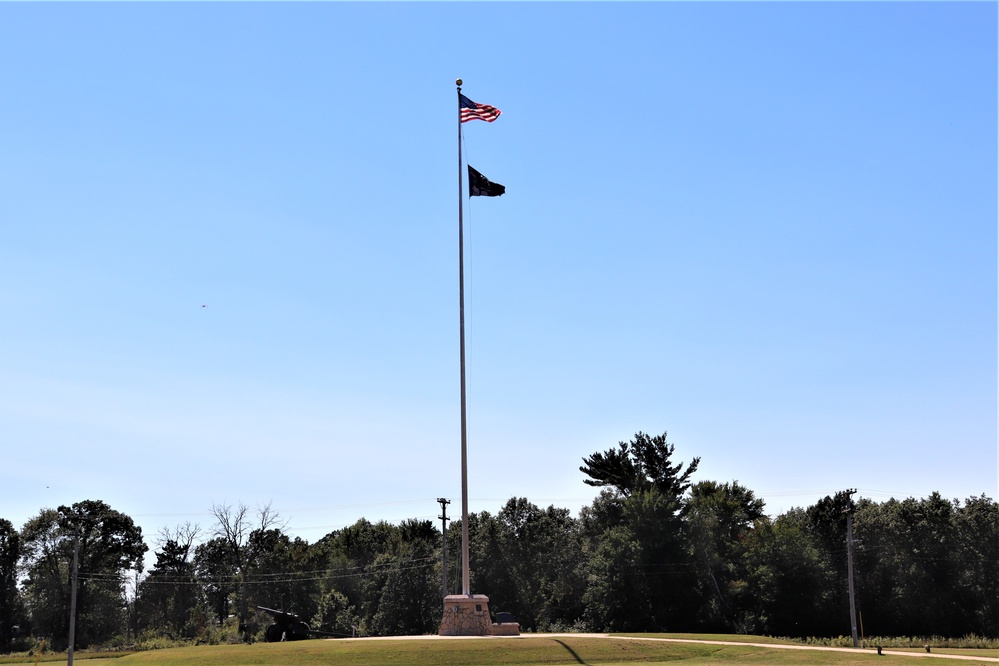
257;605;316;642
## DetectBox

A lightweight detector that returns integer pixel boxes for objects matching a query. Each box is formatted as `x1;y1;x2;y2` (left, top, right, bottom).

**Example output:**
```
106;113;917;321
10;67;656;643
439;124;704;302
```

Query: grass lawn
616;633;797;645
884;646;999;658
5;635;990;666
0;655;129;664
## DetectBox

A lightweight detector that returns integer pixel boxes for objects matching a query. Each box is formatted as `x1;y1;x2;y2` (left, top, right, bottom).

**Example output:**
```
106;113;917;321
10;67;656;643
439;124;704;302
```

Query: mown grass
0;653;130;664
616;633;796;645
1;635;988;666
884;647;999;658
628;633;999;656
4;635;996;665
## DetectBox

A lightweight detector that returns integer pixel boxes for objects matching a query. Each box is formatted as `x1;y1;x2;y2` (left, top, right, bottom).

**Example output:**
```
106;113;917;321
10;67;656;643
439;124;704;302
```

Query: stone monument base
439;594;520;636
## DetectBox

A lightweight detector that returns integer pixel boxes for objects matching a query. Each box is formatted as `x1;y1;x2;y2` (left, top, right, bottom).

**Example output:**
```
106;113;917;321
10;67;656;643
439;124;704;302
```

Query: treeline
1;433;996;652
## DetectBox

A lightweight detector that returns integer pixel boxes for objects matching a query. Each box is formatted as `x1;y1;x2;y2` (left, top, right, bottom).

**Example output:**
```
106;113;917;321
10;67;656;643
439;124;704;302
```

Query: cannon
256;605;315;642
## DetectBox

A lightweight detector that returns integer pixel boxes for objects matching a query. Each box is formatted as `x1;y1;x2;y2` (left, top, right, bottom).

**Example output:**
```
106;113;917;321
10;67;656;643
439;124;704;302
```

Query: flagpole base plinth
440;595;491;636
439;594;518;636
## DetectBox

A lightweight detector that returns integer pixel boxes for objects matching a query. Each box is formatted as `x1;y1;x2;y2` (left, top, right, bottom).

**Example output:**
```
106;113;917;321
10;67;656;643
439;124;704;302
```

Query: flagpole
456;78;471;597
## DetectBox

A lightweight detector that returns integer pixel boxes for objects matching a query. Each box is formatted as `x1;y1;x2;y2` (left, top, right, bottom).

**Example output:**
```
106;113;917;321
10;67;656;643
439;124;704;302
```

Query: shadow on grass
553;639;588;665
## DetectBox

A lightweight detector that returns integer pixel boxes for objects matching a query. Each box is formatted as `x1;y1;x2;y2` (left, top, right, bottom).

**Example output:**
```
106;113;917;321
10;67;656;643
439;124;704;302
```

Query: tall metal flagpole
456;78;471;597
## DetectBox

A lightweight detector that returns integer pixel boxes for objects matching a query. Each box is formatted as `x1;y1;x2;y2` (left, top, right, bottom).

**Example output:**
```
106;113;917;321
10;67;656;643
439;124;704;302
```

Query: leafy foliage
0;518;25;652
686;481;766;632
743;509;836;637
8;436;997;647
579;431;700;500
18;500;146;650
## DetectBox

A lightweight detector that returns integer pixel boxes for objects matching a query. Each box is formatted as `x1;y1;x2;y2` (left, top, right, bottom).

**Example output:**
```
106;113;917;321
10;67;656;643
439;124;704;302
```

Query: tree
0;518;24;652
579;433;701;631
580;488;696;632
531;506;586;630
360;519;439;636
474;498;586;631
19;501;146;650
953;495;999;637
210;502;283;642
503;500;586;630
802;490;856;634
581;524;648;631
309;518;400;634
135;523;201;639
742;509;836;637
580;431;700;499
685;481;765;631
311;588;358;637
369;540;439;636
192;537;236;627
853;493;988;637
461;510;515;619
245;528;315;625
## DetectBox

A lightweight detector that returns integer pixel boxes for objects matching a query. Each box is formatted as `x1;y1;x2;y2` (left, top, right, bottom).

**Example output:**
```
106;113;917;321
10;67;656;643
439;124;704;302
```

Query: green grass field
5;635;996;666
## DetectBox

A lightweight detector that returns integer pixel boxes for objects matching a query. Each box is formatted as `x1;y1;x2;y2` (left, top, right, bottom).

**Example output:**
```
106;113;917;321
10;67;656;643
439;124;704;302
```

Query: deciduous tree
19;501;146;650
685;481;765;631
0;518;24;652
135;523;201;638
743;509;835;637
209;502;283;642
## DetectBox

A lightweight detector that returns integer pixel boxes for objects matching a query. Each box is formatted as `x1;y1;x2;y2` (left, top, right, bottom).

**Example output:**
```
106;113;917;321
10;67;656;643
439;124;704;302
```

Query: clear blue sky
1;2;995;551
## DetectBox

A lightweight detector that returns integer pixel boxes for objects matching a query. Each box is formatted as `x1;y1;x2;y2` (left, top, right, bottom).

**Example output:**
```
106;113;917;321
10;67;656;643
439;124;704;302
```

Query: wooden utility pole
845;489;859;648
67;529;80;666
437;498;451;599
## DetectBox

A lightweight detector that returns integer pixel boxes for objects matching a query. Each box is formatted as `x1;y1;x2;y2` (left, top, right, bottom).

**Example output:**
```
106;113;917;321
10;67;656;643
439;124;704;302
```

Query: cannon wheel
292;621;311;640
264;623;283;642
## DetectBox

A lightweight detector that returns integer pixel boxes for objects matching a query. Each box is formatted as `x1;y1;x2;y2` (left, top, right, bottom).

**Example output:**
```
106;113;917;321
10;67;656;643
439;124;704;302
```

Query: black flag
468;165;505;197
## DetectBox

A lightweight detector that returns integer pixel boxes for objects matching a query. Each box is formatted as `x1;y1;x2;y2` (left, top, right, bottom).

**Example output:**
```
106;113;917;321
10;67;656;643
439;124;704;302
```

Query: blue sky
1;2;995;550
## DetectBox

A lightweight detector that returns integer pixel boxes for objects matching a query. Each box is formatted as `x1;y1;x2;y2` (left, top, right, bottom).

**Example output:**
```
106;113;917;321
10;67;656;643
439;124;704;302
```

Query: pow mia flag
468;165;505;197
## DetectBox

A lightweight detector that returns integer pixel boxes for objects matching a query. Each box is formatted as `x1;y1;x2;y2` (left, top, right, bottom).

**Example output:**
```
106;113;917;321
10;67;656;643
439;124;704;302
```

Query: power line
129;560;439;587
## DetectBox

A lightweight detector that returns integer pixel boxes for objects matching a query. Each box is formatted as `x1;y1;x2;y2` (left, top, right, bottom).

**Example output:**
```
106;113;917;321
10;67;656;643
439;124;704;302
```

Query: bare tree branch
156;522;202;557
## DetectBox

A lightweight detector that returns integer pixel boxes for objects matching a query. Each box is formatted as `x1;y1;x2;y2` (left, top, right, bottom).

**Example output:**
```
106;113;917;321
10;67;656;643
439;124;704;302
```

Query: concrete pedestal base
440;594;492;636
439;594;520;636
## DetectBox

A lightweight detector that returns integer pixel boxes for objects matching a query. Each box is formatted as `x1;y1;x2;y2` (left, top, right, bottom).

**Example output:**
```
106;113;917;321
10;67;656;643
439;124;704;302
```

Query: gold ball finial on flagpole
456;78;463;87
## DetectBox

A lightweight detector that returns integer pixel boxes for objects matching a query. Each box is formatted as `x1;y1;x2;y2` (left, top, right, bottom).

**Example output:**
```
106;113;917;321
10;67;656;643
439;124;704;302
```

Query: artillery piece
256;605;315;642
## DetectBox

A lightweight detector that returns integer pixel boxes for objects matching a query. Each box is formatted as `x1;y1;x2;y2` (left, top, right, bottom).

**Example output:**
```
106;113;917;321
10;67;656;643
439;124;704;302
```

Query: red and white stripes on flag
459;93;502;123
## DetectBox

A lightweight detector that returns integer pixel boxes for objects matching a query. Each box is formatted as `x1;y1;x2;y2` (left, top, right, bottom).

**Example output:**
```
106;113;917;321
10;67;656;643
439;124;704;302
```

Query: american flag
459;93;502;123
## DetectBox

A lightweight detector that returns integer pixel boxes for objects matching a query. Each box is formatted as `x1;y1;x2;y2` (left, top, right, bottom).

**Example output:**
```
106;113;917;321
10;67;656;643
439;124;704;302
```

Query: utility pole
130;569;140;644
67;528;80;666
845;489;859;648
437;498;451;599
